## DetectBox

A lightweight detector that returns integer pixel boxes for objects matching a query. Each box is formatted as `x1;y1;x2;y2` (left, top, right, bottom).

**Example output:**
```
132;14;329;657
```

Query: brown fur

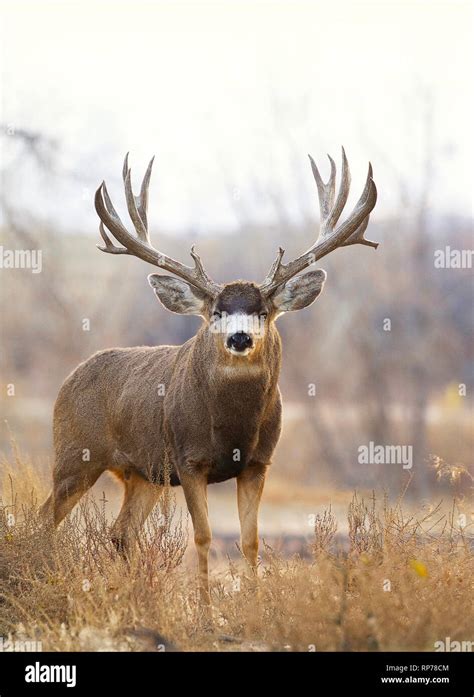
41;281;284;602
57;148;373;603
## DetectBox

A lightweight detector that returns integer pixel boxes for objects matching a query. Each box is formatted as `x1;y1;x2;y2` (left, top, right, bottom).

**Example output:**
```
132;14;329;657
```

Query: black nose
227;332;253;352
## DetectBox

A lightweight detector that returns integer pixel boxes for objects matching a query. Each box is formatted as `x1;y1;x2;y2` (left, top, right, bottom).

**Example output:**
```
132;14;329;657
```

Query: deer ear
148;274;207;315
271;269;327;313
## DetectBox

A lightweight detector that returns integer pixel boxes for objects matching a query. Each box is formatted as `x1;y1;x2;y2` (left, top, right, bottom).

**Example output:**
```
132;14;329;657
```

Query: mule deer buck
41;148;377;603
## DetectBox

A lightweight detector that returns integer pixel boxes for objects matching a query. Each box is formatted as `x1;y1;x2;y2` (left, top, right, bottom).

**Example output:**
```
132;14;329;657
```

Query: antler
260;147;378;295
95;154;220;296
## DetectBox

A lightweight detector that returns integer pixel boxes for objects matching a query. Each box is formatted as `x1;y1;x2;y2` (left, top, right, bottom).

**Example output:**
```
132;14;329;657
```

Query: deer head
95;149;377;360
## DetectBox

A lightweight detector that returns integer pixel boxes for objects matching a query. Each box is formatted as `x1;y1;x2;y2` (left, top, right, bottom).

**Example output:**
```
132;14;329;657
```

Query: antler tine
96;181;134;246
309;148;352;238
138;156;154;230
190;244;219;288
260;247;285;288
121;153;154;233
95;182;160;266
95;155;220;296
97;221;130;255
342;163;378;249
260;148;378;295
309;153;336;219
342;214;377;249
122;155;150;244
326;146;350;233
333;162;377;240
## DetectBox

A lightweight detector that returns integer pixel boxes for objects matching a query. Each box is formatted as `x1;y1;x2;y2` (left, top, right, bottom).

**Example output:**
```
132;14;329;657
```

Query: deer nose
227;332;253;352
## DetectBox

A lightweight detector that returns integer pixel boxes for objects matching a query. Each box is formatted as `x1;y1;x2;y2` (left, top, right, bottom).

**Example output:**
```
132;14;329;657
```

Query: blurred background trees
0;1;472;501
1;118;472;500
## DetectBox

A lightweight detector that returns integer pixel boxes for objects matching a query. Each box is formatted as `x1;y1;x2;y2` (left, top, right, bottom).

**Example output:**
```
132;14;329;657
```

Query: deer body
54;318;281;488
41;149;377;604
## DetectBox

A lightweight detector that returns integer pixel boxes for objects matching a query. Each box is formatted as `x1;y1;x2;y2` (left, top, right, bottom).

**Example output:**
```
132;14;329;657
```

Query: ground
0;452;472;652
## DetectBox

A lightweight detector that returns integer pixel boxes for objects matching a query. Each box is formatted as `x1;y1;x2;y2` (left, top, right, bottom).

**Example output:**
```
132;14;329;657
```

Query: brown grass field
0;446;472;653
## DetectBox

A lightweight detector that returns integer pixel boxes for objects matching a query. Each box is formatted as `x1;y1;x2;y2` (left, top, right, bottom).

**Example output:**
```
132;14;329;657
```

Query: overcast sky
0;0;472;235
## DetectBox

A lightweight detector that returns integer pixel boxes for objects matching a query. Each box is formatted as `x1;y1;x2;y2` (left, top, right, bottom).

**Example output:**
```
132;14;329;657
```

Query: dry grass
0;452;472;652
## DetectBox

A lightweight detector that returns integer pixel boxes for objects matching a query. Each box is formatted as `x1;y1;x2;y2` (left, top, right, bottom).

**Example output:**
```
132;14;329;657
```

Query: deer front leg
179;469;211;605
237;463;267;569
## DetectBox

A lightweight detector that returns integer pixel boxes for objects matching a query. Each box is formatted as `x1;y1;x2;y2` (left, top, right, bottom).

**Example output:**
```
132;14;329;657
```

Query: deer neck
191;323;282;406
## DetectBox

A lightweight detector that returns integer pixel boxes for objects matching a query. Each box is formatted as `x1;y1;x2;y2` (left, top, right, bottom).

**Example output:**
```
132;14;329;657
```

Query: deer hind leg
237;463;268;569
40;459;104;527
110;471;163;556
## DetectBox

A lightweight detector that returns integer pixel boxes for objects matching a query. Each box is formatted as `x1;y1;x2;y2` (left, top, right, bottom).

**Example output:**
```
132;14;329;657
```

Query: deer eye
259;312;268;320
212;311;221;319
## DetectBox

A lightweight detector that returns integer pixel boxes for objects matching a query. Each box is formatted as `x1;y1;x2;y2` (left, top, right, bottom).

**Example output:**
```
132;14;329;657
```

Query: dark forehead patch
216;282;264;315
